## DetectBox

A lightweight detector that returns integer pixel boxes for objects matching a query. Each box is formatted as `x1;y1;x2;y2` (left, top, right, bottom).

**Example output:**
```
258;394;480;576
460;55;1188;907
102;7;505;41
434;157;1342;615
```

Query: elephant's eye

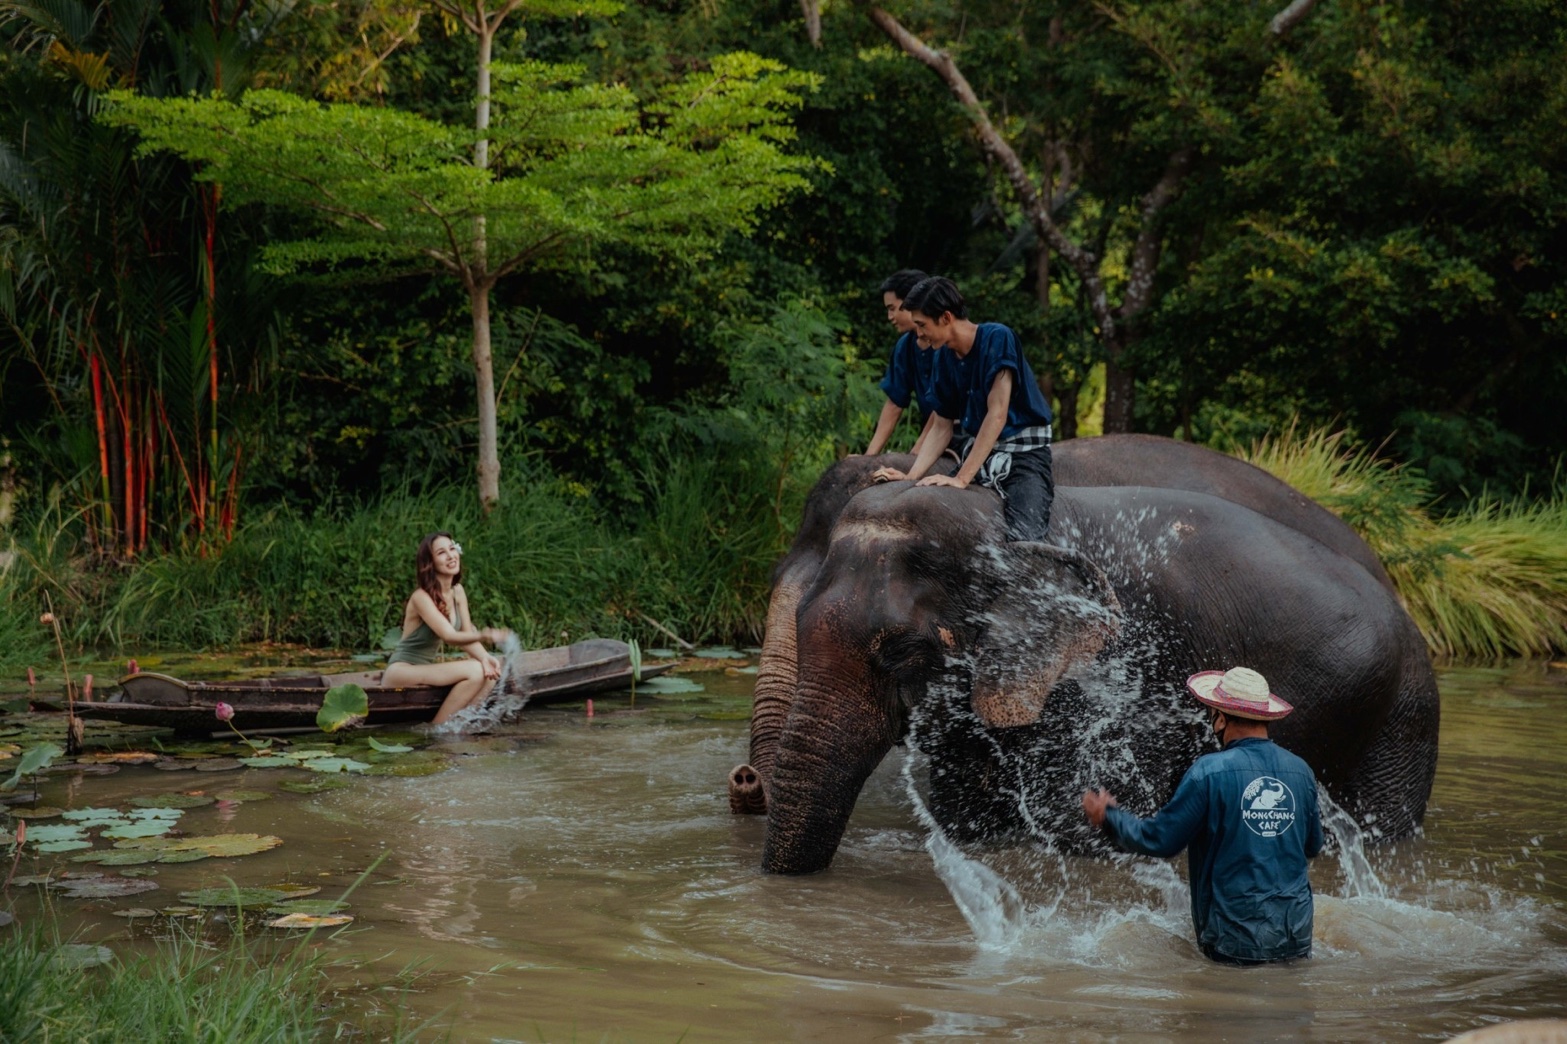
871;630;941;678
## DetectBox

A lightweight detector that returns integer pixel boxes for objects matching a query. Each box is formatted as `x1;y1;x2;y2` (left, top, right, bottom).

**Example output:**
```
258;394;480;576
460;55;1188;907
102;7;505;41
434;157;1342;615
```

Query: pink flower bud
585;699;594;718
27;667;35;687
127;659;140;675
39;612;54;625
83;675;93;701
215;702;235;722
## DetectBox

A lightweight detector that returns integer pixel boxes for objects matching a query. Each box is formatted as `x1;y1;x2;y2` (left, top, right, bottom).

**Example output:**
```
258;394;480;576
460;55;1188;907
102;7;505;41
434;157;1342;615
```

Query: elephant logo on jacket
1241;776;1296;837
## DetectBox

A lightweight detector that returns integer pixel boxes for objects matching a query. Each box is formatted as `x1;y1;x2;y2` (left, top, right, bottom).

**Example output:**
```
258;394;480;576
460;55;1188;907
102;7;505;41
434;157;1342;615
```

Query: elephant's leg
728;561;814;815
1332;651;1440;843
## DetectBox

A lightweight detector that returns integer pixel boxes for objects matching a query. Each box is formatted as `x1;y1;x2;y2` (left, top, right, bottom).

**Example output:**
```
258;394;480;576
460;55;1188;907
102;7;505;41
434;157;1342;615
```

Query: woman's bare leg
383;660;490;724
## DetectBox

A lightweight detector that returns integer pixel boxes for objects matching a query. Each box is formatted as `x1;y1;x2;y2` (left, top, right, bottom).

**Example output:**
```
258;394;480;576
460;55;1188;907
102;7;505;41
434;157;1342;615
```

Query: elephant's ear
969;542;1122;728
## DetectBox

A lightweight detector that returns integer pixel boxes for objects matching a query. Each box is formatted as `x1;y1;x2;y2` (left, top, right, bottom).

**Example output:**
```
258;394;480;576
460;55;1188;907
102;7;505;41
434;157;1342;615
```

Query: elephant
728;435;1439;876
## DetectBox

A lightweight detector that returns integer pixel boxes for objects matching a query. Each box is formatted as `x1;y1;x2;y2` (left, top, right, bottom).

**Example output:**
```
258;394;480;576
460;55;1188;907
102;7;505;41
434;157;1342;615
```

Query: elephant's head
760;481;1121;874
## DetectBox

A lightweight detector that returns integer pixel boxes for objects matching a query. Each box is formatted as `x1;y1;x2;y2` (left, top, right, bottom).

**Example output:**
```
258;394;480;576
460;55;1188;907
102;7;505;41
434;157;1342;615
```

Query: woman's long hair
415;531;462;619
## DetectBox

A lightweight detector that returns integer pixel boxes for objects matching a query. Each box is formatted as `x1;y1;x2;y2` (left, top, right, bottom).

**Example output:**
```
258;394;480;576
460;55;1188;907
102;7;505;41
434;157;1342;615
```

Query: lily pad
25;823;88;845
115;833;283;858
693;646;745;659
303;757;369;774
265;899;348;916
366;737;413;754
129;794;215;809
631;676;706;694
3;743;61;791
266;912;354;929
55;877;160;899
53;944;115;968
11;806;64;819
278;777;351;794
268;884;322;899
194;759;244;773
112;908;159;919
212;790;272;802
154;760;200;771
120;867;159;878
73;850;160;866
35;839;94;853
160;905;202;916
317;684;369;733
9;874;57;887
179;886;292;908
77;751;159;765
62;807;131;826
285;748;337;760
155;851;209;864
102;821;177;840
362;759;450;778
237;756;294;769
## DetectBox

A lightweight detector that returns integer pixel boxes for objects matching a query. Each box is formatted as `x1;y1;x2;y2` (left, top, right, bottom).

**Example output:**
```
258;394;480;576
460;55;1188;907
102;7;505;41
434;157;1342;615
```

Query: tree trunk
470;281;501;509
1103;352;1136;434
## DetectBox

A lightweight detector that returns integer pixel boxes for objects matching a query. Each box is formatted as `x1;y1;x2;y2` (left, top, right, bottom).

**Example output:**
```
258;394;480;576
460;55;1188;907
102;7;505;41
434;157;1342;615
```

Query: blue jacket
931;323;1053;440
1102;736;1324;963
878;331;943;419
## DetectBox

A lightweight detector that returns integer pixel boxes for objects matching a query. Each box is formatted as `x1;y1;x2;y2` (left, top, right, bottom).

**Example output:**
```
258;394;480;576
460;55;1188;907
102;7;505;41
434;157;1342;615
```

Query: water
4;661;1566;1041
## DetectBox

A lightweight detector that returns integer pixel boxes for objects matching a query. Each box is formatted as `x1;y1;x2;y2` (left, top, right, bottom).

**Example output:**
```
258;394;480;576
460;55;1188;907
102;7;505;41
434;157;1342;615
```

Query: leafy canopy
100;53;825;282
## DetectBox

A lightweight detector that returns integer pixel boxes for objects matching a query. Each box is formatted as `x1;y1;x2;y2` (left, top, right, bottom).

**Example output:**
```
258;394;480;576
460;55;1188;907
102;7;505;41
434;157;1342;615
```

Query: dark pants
996;444;1054;542
1202;943;1311;966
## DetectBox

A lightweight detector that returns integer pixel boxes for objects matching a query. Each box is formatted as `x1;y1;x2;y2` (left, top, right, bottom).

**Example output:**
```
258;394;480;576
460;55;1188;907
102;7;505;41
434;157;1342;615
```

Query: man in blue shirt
1082;666;1325;964
872;277;1056;541
863;269;945;456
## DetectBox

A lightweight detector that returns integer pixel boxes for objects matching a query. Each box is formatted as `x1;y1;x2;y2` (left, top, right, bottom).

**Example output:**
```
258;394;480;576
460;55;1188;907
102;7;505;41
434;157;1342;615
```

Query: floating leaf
265;899;348;916
116;833;283;858
120;867;159;878
53;944;115;968
285;749;336;760
194;759;244;773
303;757;369;774
9;874;56;887
77;752;158;765
363;759;450;778
693;647;744;659
237;756;294;769
366;737;412;754
179;886;292;908
242;739;274;751
73;850;160;866
3;744;62;791
266;912;354;929
25;824;88;844
317;684;368;733
102;821;177;840
55;877;159;899
212;790;271;802
112;908;159;919
36;839;93;853
278;778;351;794
632;676;705;694
129;808;184;821
62;807;129;826
12;806;64;820
160;905;201;916
129;794;214;809
268;884;321;899
156;851;208;864
154;760;200;771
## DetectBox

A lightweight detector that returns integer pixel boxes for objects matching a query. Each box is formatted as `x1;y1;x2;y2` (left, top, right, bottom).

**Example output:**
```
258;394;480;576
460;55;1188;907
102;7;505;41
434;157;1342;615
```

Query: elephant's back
1052;484;1428;785
1053;434;1392;591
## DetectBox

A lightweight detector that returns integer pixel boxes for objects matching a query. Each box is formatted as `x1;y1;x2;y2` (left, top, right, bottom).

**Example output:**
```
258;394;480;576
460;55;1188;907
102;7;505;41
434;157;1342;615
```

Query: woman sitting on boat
382;532;514;725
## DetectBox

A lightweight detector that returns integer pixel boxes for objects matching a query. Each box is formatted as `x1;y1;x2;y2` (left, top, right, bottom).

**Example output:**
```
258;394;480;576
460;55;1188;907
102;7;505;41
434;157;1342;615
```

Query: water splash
429;634;534;735
1320;789;1389;899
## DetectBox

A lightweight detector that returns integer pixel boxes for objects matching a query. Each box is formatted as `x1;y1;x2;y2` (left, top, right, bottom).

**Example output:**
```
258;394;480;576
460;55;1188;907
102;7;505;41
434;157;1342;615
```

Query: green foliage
317;683;369;732
1239;424;1567;659
0;926;423;1041
2;742;60;791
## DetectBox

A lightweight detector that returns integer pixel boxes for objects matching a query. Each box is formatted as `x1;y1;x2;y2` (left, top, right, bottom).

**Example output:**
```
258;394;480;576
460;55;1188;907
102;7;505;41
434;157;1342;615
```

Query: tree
104;46;823;508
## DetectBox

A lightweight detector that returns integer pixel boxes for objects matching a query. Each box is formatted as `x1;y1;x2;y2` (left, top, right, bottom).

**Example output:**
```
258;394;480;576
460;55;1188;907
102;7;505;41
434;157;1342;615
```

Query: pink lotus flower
215;702;235;722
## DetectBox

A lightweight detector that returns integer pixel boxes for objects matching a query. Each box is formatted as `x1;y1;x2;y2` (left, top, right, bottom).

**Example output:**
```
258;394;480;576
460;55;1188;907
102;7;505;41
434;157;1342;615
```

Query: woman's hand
482;654;503;680
481;627;513;646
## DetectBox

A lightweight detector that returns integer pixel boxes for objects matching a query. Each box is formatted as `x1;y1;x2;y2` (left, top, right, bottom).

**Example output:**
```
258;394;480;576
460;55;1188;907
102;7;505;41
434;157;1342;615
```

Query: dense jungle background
2;0;1564;666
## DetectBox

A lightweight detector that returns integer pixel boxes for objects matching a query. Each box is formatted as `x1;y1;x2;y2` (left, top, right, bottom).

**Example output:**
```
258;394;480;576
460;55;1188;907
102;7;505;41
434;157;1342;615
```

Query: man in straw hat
1081;666;1325;964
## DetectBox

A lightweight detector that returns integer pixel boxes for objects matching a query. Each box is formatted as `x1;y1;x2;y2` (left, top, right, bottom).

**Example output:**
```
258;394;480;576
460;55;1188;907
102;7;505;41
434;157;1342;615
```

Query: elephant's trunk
761;666;898;874
729;561;813;815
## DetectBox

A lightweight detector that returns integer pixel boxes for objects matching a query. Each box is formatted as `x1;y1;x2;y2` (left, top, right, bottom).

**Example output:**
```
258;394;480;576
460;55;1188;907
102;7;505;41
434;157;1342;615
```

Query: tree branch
1121;146;1193;318
1270;0;1324;37
862;4;1115;333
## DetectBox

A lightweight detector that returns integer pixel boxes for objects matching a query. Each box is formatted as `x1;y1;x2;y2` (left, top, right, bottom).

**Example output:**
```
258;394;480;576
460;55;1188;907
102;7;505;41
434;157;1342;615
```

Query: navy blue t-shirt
932;323;1052;440
878;331;942;418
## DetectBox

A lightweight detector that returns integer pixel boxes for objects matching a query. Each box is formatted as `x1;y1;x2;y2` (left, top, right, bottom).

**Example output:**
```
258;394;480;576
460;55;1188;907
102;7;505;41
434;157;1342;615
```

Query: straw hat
1186;666;1294;721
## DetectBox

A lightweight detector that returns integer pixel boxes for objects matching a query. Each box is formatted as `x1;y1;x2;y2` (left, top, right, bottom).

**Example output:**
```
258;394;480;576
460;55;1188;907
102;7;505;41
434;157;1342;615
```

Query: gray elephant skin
728;434;1439;876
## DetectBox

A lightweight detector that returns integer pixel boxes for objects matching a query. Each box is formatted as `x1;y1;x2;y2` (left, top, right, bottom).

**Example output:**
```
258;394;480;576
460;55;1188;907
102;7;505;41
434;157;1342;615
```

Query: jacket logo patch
1241;776;1296;837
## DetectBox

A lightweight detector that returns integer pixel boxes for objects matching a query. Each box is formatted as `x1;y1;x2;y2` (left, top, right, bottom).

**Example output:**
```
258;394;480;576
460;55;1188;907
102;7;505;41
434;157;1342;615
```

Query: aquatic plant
1237;424;1567;658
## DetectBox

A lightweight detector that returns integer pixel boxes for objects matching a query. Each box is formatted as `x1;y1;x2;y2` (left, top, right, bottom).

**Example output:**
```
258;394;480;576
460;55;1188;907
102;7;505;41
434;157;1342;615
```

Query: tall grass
0;453;792;657
1237;424;1567;659
0;926;422;1042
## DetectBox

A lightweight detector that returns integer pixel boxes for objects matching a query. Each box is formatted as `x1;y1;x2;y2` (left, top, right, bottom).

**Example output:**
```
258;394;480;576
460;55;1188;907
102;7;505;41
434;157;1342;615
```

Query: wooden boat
70;639;674;733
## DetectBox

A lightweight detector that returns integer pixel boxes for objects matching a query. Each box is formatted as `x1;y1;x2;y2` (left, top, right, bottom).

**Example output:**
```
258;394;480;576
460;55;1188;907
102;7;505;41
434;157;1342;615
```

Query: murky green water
3;659;1565;1041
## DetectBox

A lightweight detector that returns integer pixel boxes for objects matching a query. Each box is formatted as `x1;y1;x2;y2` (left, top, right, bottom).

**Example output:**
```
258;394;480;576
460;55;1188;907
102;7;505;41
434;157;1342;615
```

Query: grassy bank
2;429;1563;667
0;927;424;1042
1238;425;1567;659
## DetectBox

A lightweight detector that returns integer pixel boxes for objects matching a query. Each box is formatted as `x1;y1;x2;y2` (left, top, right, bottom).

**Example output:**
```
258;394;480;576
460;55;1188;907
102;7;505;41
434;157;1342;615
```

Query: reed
1237;423;1567;659
0;926;422;1042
